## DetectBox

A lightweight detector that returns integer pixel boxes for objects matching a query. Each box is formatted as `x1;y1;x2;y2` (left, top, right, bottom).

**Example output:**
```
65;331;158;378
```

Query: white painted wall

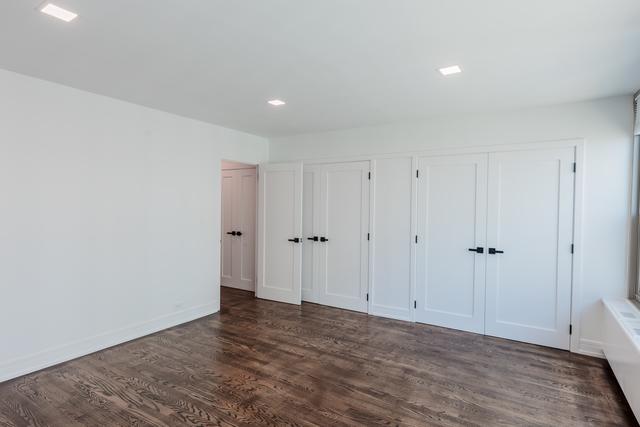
0;69;268;382
270;95;635;356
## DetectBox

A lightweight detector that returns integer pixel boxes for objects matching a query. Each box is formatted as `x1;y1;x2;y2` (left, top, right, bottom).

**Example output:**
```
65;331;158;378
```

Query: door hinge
368;172;371;180
414;300;417;309
366;293;369;302
416;170;419;178
573;162;576;173
569;324;573;335
367;232;370;241
571;244;574;254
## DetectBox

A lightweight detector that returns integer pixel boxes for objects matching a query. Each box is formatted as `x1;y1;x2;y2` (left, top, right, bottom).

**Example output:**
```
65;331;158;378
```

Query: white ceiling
1;0;639;137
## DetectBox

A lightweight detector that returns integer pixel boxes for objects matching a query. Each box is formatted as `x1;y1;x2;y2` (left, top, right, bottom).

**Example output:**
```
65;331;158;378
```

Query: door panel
257;163;303;305
369;157;413;321
317;162;370;312
220;168;256;291
302;167;321;303
485;147;574;349
415;154;487;334
220;171;235;286
237;169;256;289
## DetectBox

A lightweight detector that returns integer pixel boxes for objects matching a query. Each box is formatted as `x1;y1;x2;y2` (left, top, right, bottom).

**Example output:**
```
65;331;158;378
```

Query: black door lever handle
227;231;236;236
307;236;319;241
288;238;301;243
488;248;504;254
468;247;484;254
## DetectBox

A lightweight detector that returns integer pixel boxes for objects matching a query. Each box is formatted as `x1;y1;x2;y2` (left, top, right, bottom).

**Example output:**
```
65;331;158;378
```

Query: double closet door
221;168;257;291
415;147;575;349
302;162;370;312
256;161;370;310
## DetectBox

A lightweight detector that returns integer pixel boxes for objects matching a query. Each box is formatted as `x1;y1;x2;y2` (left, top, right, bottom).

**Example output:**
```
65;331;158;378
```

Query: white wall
0;69;268;382
270;95;635;356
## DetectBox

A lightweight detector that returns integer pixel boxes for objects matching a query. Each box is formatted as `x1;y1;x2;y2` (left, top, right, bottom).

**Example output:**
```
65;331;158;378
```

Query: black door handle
468;247;484;254
236;231;242;236
227;231;236;236
307;236;319;241
488;248;504;254
288;238;301;243
320;237;329;242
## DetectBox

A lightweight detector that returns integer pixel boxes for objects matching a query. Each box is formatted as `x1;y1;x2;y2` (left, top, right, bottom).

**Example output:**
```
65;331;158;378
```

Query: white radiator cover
603;299;640;421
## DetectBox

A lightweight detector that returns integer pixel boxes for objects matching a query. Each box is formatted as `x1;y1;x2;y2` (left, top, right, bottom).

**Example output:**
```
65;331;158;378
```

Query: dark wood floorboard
0;287;636;426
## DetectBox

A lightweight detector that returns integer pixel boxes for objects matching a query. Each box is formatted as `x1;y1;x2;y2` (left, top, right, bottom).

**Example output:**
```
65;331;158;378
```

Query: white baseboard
577;338;604;358
0;301;220;383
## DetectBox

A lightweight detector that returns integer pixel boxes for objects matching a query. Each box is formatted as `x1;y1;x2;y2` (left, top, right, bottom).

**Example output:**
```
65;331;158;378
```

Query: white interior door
369;157;414;321
316;161;370;313
415;154;488;334
220;170;235;287
257;162;303;305
485;147;575;349
302;165;321;303
220;168;256;291
234;168;256;290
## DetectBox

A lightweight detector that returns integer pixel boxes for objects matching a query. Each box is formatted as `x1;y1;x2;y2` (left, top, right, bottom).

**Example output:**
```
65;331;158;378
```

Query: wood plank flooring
0;287;636;426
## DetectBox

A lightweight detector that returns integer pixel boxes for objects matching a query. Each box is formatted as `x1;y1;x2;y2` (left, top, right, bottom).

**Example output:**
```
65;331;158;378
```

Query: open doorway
220;160;257;301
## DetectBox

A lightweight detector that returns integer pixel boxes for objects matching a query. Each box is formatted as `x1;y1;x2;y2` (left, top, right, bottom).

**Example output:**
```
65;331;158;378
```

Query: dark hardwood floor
0;287;636;426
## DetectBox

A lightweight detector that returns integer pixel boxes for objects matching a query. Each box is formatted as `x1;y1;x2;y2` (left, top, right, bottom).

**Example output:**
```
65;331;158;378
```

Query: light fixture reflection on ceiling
438;65;462;76
40;3;78;22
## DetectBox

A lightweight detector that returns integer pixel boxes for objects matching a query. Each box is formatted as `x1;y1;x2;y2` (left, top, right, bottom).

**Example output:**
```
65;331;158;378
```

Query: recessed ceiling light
40;3;78;22
438;65;462;76
267;99;286;106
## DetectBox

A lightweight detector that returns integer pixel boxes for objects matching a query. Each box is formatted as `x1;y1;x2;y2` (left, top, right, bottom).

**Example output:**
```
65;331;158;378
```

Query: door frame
296;138;585;354
219;159;259;296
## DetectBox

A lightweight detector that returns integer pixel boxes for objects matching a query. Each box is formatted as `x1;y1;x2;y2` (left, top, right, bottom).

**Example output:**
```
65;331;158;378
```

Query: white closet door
220;170;235;287
234;168;257;290
316;161;370;313
257;163;303;305
302;166;321;303
415;154;488;334
485;147;574;349
220;168;256;291
369;157;414;321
